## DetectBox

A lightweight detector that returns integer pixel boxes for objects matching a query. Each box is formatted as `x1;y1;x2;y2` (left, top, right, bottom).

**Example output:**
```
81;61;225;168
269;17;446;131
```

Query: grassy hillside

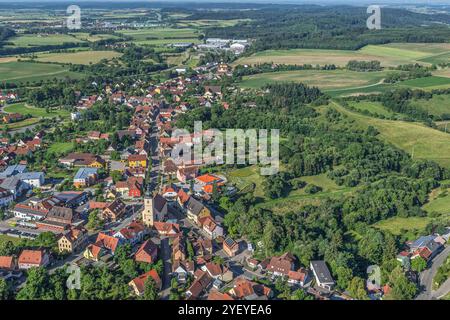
332;101;450;168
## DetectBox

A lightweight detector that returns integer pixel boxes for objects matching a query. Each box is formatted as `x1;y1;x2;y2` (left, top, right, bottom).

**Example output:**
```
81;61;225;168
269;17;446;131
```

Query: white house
18;172;45;188
310;260;335;291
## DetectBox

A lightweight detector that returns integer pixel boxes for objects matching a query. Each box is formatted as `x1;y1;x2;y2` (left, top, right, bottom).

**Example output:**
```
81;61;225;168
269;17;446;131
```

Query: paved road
416;246;450;300
160;237;172;300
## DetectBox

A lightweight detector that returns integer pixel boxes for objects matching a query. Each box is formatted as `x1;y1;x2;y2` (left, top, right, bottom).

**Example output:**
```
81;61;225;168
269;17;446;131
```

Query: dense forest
188;5;450;51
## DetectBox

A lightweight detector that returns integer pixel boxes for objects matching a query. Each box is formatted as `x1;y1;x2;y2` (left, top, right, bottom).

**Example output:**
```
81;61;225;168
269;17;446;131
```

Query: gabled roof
130;269;162;294
186;197;205;216
18;250;46;265
95;232;120;253
153;194;167;214
0;256;14;269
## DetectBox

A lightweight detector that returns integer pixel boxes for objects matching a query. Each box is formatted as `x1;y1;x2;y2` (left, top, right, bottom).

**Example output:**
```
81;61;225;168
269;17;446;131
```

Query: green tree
142;277;158;300
347;277;369;300
411;257;427;273
384;266;417;300
0;278;11;300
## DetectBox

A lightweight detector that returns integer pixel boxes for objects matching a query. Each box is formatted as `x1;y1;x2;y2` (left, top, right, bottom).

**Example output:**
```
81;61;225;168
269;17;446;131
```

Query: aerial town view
0;0;449;311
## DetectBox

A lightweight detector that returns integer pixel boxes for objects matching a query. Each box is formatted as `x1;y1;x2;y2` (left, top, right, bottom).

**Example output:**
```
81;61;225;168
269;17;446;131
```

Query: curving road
416;246;450;300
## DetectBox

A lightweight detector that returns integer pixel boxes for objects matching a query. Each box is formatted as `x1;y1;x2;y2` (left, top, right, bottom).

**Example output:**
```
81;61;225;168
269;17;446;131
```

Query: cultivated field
7;34;84;47
0;61;84;83
235;43;450;67
240;69;389;90
119;27;199;41
34;50;122;65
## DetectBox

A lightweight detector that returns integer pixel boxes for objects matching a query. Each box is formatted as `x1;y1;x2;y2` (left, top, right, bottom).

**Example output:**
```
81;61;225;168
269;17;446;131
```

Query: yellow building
128;154;147;168
57;227;88;253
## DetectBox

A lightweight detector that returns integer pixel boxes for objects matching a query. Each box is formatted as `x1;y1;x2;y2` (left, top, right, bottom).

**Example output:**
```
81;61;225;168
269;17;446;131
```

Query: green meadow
0;61;84;84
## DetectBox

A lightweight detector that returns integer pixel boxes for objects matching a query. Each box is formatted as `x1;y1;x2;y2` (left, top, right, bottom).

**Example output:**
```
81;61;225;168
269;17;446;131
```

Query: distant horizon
0;0;448;5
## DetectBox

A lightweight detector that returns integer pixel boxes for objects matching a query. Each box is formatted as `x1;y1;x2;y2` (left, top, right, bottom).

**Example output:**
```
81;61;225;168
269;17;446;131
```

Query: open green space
0;117;40;130
47;142;74;155
332;101;450;168
0;234;22;245
119;27;198;41
33;50;122;65
235;43;450;68
374;216;431;236
347;101;397;117
240;69;389;90
4;103;70;118
7;34;84;47
409;94;450;118
0;61;84;84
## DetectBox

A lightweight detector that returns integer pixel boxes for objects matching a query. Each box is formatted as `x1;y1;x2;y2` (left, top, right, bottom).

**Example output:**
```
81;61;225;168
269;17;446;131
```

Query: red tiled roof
18;250;45;266
130;269;162;294
0;256;14;269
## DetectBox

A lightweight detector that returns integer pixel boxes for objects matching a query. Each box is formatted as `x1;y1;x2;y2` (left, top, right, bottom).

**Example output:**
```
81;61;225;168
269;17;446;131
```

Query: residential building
101;198;126;222
172;259;195;283
0;187;14;207
114;221;146;245
267;253;296;277
0;256;16;270
59;153;105;168
223;237;239;257
186;270;212;299
229;277;272;300
73;168;98;188
18;172;45;188
129;269;162;296
57;226;88;253
18;250;49;270
185;197;210;225
135;240;158;264
128;154;147;168
310;260;335;291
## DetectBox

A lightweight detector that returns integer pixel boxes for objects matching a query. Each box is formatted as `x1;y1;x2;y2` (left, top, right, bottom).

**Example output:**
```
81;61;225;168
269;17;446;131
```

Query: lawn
0;234;21;245
423;187;450;215
4;103;70;118
0;61;84;84
332;101;450;168
374;216;431;236
34;50;122;65
7;34;84;47
47;142;74;155
240;69;389;90
227;165;266;198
